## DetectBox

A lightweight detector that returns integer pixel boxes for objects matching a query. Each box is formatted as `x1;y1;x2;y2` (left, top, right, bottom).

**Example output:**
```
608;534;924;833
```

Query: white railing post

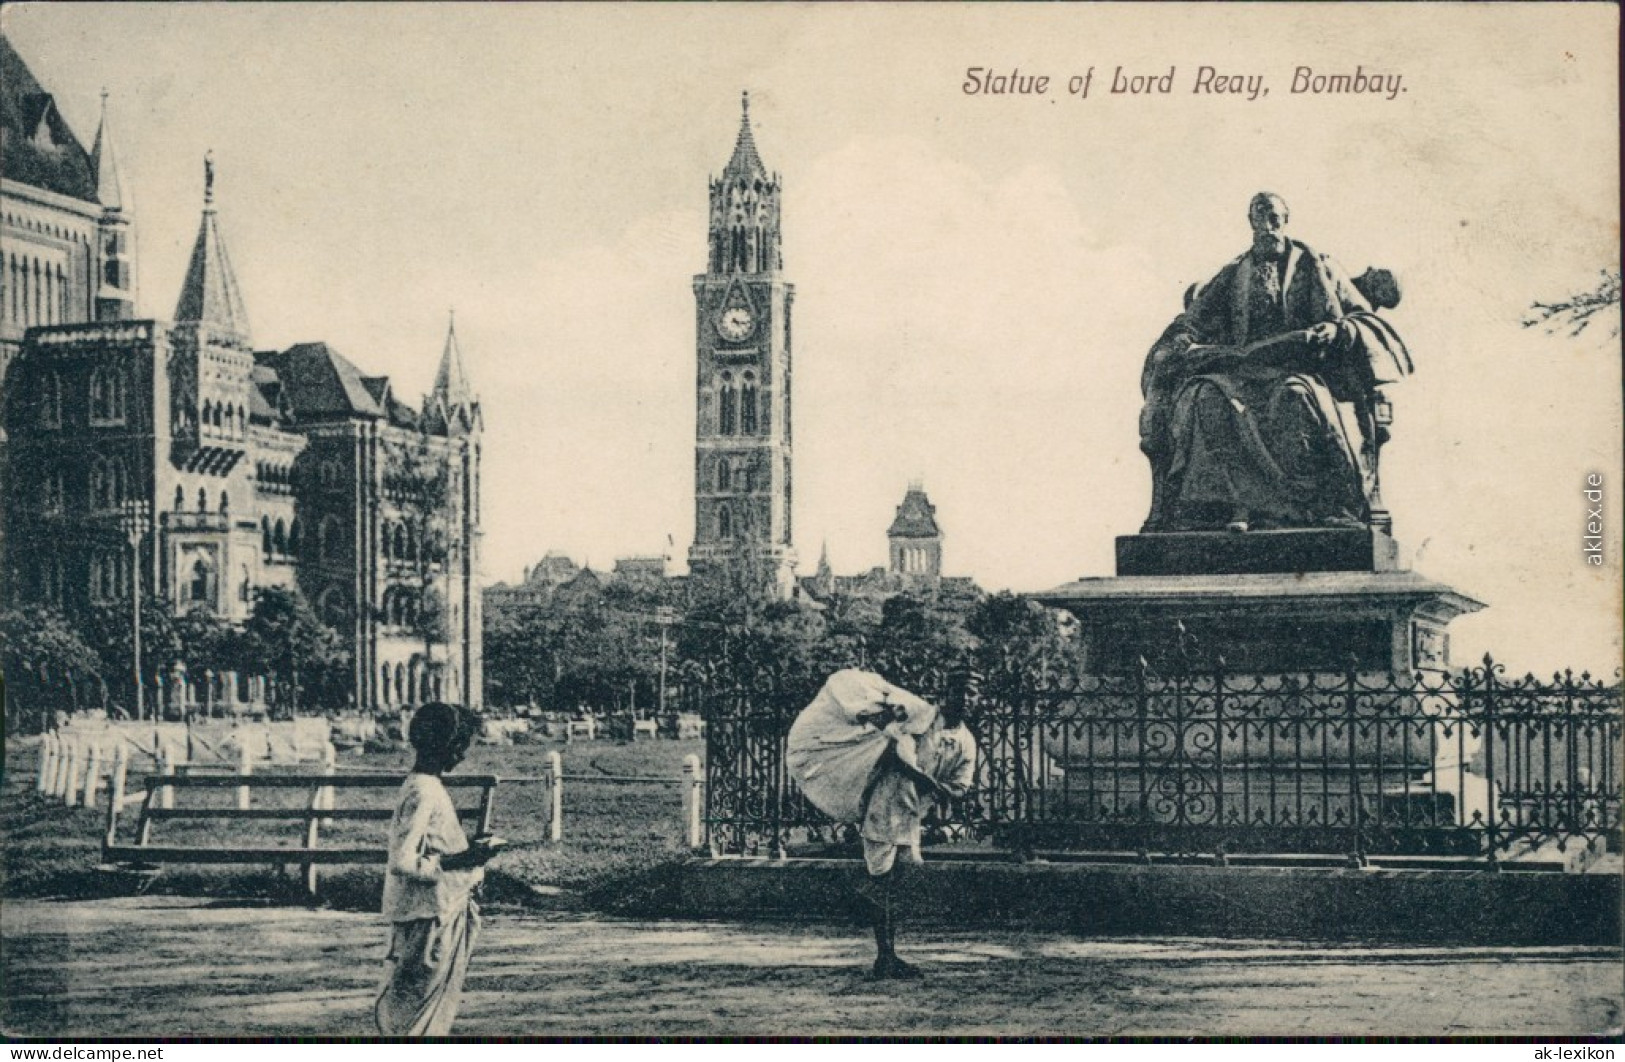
159;744;176;810
50;733;69;798
37;732;56;793
318;740;337;826
682;754;704;850
64;737;83;807
237;743;253;811
544;750;563;842
104;744;130;849
84;741;104;809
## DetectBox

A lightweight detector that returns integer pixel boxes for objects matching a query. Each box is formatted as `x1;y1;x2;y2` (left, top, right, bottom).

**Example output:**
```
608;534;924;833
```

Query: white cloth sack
786;669;938;821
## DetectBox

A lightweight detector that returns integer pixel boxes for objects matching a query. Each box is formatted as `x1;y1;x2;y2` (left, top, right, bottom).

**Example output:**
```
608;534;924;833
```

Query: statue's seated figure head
1248;192;1290;256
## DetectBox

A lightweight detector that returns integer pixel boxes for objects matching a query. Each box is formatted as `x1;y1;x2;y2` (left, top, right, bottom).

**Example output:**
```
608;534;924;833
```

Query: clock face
718;306;754;341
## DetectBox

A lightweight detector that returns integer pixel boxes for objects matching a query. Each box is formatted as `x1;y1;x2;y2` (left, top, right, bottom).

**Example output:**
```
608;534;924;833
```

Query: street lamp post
119;500;152;721
656;606;675;715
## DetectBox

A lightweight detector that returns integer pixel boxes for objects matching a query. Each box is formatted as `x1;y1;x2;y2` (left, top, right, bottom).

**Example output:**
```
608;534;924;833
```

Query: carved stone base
1032;570;1484;674
1116;528;1402;577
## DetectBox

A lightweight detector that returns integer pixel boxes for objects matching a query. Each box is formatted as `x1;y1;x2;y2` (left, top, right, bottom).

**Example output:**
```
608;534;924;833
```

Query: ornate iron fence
692;656;1621;865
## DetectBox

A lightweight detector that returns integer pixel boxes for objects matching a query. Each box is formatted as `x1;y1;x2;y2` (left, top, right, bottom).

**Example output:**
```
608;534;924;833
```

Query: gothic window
174;484;185;511
43;266;53;325
91;550;127;603
274;518;287;556
288;518;302;556
717;504;732;539
382;522;394;561
42;557;66;607
90;366;127;425
740;373;758;434
19;258;30;326
90;456;127;511
719;373;737;435
262;517;272;558
223;404;235;435
319;585;348;626
319;515;343;563
238;404;247;435
42;468;65;513
219;491;230;516
381;663;392;705
715;460;730;493
40;372;62;428
197;487;207;512
189;556;216;607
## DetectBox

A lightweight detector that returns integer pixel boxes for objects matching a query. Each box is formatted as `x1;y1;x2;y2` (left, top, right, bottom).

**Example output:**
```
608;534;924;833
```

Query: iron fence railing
691;656;1622;866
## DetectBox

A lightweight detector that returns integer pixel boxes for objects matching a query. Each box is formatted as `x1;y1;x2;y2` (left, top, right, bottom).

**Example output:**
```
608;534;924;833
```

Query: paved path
2;898;1619;1038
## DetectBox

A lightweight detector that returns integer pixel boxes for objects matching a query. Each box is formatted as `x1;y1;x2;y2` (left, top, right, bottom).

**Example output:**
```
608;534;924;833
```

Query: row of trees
483;567;1078;715
0;586;348;733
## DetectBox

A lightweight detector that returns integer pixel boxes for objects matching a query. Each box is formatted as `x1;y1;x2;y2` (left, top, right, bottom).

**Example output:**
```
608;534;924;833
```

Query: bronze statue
1139;193;1412;533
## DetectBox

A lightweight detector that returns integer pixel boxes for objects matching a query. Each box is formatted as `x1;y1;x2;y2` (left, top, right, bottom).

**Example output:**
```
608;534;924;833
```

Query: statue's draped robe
1142;239;1412;531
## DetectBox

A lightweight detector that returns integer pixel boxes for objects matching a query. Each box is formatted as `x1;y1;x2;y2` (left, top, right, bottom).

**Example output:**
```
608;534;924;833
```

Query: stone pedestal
1035;529;1484;675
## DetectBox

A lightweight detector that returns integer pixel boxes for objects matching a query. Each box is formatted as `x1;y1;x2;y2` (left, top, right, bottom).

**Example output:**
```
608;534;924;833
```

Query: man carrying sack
787;669;978;980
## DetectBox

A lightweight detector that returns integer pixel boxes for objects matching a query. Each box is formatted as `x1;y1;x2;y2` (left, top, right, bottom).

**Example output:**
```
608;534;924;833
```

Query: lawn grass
1;736;704;910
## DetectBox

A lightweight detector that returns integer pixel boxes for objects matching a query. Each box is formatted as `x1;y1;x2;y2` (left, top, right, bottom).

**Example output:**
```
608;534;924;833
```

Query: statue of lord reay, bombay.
1139;192;1413;534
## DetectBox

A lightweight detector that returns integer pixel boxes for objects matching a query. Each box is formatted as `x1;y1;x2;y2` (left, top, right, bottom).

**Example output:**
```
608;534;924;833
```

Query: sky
4;3;1619;675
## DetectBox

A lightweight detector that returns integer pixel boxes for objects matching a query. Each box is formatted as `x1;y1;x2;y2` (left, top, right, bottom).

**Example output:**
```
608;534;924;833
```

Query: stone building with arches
0;37;483;711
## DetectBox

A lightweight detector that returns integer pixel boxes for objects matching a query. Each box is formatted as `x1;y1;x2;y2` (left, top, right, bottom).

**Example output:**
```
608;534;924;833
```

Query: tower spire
173;152;251;344
91;87;138;321
425;310;479;435
92;88;127;211
723;90;766;178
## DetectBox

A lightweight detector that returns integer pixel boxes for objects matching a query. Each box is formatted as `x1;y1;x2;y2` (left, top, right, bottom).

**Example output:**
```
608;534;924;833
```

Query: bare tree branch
1524;267;1622;338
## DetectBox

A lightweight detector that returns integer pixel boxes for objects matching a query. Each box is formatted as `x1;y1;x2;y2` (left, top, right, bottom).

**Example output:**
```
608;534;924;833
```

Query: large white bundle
786;669;938;821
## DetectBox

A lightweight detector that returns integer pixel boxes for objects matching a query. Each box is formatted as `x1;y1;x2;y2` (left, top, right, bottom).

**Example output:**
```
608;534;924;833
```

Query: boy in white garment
856;697;977;980
376;702;501;1036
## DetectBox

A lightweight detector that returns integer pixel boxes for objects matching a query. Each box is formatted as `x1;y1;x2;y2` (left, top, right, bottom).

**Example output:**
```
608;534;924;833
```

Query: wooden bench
102;772;498;896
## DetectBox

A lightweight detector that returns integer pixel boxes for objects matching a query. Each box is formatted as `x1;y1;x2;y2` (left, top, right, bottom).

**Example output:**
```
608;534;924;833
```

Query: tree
86;597;184;718
965;591;1078;695
1525;267;1621;338
0;605;103;732
241;586;349;714
389;433;454;674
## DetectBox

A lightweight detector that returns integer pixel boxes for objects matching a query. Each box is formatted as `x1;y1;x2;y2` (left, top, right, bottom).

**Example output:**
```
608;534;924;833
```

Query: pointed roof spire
723;90;766;178
433;309;475;408
91;87;127;211
174;152;251;344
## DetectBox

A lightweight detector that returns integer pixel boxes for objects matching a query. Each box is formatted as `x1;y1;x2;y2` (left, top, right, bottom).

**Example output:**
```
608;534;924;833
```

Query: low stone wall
654;858;1621;945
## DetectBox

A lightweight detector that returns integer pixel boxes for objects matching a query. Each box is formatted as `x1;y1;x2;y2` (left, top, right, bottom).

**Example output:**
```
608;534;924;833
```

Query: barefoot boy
856;697;977;980
376;701;501;1036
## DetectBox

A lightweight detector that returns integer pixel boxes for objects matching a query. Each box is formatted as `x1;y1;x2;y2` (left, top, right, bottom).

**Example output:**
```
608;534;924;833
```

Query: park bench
101;771;498;896
564;716;599;742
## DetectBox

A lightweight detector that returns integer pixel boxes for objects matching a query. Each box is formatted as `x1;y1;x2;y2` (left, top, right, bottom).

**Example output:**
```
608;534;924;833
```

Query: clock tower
689;93;797;597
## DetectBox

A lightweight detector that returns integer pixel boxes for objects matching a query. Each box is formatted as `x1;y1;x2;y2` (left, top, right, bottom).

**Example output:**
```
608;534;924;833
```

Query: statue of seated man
1139;192;1412;533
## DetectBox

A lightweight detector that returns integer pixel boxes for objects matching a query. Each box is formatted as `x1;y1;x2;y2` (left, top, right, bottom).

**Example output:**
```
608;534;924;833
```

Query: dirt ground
2;896;1620;1038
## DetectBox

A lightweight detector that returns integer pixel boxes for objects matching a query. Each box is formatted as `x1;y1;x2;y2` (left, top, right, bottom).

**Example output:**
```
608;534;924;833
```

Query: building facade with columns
0;37;483;712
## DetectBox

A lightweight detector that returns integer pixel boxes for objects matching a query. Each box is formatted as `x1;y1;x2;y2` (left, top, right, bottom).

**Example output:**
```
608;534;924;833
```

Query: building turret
708;92;783;276
173;153;251;348
91;89;137;322
423;312;481;436
888;481;943;579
